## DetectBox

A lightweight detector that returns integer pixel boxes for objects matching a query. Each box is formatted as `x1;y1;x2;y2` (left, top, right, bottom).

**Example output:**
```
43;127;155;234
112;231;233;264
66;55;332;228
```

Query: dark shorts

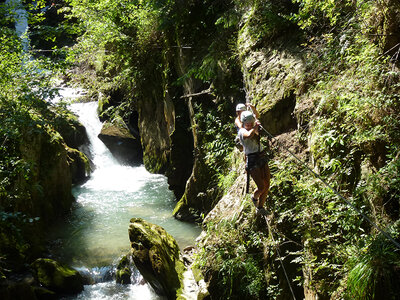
246;151;268;172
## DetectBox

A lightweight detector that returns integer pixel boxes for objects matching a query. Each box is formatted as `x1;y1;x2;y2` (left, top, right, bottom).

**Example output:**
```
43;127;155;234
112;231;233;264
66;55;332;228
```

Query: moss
128;218;186;299
172;194;187;216
116;255;132;284
100;121;135;139
143;151;168;174
191;264;204;283
97;94;110;116
67;146;90;173
31;258;84;294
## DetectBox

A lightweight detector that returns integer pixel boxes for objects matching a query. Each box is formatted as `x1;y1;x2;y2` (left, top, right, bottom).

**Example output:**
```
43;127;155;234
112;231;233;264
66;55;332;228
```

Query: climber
238;110;270;216
235;102;260;130
235;103;246;130
234;102;260;151
234;103;246;151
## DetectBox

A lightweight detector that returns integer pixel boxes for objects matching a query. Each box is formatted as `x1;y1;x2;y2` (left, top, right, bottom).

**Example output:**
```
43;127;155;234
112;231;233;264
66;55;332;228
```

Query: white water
50;97;201;299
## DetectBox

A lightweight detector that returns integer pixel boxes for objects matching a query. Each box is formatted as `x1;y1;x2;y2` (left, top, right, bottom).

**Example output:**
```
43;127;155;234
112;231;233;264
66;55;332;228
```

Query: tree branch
180;88;212;99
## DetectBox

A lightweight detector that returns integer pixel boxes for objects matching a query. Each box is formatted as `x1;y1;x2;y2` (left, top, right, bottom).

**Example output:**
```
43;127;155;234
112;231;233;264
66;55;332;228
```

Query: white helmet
236;103;246;112
240;111;255;124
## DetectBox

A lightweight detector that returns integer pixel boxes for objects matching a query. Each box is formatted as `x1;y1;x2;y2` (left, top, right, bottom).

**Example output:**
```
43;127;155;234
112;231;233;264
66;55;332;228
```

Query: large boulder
98;119;143;165
128;218;185;299
31;258;84;295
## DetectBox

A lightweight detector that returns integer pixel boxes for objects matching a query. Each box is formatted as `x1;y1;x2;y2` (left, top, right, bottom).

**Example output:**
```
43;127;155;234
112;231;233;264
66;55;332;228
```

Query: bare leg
258;164;270;208
250;167;267;205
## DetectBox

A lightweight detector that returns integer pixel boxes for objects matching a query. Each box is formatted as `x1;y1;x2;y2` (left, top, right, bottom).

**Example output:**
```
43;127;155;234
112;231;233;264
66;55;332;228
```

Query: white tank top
238;128;263;155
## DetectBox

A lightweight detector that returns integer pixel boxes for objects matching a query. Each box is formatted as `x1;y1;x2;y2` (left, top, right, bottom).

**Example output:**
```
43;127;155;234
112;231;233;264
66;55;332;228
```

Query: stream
49;92;201;299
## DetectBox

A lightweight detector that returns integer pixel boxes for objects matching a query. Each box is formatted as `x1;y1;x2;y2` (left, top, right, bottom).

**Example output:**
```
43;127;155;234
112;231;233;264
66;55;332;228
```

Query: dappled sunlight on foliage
2;0;400;297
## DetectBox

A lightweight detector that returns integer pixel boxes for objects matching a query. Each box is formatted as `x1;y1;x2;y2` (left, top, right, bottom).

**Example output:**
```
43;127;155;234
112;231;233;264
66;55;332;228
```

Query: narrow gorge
1;0;400;299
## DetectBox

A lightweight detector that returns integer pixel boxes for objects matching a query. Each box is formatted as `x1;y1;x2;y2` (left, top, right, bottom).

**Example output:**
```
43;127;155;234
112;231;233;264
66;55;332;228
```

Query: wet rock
128;218;185;299
98;120;143;165
31;258;84;295
115;255;132;284
67;147;90;184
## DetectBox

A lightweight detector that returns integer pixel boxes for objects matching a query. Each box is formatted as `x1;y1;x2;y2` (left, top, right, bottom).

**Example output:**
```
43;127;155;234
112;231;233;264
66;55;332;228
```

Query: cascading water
50;96;201;299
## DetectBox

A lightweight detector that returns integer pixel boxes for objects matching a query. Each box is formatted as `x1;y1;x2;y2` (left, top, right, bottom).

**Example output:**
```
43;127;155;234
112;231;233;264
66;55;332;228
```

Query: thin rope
264;214;297;300
259;125;400;251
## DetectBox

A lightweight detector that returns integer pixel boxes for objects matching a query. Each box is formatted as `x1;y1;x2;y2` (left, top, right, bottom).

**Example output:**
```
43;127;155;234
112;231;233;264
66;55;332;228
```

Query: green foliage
196;212;269;299
0;46;63;206
55;0;400;298
196;104;234;175
266;0;400;297
0;211;40;265
346;223;400;300
291;0;356;32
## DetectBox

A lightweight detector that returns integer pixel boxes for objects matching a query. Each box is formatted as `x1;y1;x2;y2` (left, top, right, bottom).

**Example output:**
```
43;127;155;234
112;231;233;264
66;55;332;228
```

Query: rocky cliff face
16;115;90;224
191;1;400;298
17;127;74;224
0;107;90;271
136;76;194;201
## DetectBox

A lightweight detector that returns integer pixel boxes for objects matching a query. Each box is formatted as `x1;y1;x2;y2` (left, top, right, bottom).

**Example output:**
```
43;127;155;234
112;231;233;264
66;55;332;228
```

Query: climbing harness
243;119;272;195
244;127;268;194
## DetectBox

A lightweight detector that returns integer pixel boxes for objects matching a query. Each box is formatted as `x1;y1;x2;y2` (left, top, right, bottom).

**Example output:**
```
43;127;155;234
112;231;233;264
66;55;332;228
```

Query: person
235;103;246;130
238;110;270;215
234;103;260;152
234;102;259;131
234;103;246;151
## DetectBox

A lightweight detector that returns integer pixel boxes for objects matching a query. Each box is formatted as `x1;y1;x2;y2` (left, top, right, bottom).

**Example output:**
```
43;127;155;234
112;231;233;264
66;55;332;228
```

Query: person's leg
250;167;267;205
257;164;270;208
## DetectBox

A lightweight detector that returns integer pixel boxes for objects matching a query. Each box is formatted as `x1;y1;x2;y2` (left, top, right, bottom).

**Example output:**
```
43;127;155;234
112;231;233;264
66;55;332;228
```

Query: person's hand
246;103;254;108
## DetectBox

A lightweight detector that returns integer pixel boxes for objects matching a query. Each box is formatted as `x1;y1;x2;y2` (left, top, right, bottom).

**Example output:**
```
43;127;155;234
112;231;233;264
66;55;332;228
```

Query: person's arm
241;123;260;139
235;117;242;129
246;103;260;119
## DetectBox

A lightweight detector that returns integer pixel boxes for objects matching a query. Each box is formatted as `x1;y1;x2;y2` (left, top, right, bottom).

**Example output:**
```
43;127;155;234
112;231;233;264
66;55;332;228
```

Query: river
49;93;201;299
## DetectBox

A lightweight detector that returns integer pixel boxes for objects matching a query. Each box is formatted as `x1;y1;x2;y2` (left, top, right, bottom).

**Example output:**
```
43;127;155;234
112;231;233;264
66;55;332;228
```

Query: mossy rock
128;218;185;299
115;255;132;284
53;112;89;150
67;147;90;184
17;126;74;225
31;258;84;294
